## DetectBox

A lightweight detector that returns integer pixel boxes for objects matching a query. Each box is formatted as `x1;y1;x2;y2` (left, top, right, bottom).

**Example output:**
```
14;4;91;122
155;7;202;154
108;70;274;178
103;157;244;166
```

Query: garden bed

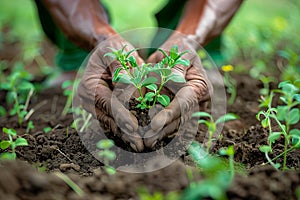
1;67;299;199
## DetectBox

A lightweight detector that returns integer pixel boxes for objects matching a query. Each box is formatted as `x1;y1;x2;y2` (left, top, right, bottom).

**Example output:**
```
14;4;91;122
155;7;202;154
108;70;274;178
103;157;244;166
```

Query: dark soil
0;43;299;199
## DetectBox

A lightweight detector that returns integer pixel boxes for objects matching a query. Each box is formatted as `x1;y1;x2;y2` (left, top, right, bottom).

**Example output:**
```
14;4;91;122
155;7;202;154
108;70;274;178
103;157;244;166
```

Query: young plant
192;112;239;152
72;106;92;132
221;65;237;105
0;63;35;126
97;139;116;175
183;141;233;200
105;45;189;109
61;80;74;116
257;80;300;170
0;127;28;160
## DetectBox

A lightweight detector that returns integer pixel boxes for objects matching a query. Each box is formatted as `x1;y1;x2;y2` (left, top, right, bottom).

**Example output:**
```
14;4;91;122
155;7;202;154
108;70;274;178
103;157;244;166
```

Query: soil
0;42;300;200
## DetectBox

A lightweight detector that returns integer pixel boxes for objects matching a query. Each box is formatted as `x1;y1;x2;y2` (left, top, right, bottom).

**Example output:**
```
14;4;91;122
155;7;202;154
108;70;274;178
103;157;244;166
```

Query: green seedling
26;120;34;134
192;112;239;152
219;145;235;180
61;80;73;116
221;65;237;105
0;62;35;126
43;127;52;133
0;127;28;160
72;106;92;132
257;80;300;170
183;141;233;200
97;139;116;175
105;45;189;109
54;172;85;197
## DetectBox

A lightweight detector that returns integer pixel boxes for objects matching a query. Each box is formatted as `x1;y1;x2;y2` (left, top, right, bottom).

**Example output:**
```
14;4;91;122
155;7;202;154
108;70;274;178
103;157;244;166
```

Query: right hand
77;35;145;152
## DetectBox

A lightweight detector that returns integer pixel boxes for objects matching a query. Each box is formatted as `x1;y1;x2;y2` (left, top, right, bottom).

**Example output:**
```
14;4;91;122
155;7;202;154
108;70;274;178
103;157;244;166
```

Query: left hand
144;33;212;148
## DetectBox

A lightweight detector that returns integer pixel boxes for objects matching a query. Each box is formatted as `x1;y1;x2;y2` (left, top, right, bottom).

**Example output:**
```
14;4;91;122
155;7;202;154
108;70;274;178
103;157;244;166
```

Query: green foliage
105;45;189;109
61;79;80;116
183;141;234;200
43;127;52;134
0;127;28;160
97;139;116;175
71;106;92;132
26;120;35;134
0;63;35;126
192;112;239;152
257;80;300;170
138;187;180;200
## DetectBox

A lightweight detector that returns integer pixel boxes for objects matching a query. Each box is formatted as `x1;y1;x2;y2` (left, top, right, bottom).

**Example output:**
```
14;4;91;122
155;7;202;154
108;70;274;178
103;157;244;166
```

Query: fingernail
130;143;138;152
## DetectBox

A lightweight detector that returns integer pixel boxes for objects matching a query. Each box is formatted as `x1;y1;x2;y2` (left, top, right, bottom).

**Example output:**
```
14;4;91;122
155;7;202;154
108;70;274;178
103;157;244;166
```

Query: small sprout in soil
43;127;52;134
26;120;35;134
61;80;74;116
0;127;28;160
105;45;189;109
221;64;237;105
97;139;116;175
184;141;233;200
71;106;92;132
54;172;85;197
219;145;235;180
192;112;239;152
257;80;300;171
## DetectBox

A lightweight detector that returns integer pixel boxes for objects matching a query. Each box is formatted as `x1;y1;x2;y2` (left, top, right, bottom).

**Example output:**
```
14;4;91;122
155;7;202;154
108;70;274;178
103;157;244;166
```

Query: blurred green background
0;0;299;80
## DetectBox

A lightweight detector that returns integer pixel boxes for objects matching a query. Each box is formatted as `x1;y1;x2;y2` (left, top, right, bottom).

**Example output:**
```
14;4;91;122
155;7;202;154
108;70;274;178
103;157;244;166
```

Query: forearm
40;0;116;50
176;0;243;49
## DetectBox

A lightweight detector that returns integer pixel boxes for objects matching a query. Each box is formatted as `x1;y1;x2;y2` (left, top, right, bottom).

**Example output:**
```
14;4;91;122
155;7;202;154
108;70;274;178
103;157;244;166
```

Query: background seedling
97;139;116;175
0;127;28;160
257;80;300;170
105;45;189;109
192;112;239;152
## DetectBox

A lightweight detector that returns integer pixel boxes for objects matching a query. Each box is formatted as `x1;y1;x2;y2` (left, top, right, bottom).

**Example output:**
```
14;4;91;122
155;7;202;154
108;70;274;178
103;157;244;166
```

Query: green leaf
144;92;155;101
105;166;116;175
158;48;169;58
98;150;116;161
167;73;186;83
61;80;73;89
15;138;28;147
261;118;269;128
268;132;282;144
141;77;158;87
276;106;288;121
115;74;132;84
170;45;179;59
97;139;115;149
192;112;212;119
3;128;17;136
215;113;239;124
157;94;170;107
294;94;300;102
174;59;190;67
159;68;172;76
103;52;116;59
127;56;137;67
1;152;16;160
290;129;300;148
18;81;34;91
112;67;123;82
259;145;271;153
43;127;52;133
145;84;157;92
0;141;11;150
288;108;300;125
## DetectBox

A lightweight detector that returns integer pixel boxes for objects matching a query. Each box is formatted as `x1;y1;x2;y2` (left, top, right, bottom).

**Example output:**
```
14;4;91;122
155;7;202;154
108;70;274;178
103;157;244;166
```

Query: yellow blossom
221;65;234;72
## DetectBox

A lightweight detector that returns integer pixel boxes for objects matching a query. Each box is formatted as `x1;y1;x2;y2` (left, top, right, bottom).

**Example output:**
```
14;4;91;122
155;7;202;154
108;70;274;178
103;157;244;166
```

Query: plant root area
0;52;299;199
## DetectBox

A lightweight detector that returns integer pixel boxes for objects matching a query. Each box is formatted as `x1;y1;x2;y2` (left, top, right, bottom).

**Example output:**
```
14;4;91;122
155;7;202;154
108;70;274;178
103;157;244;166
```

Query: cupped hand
77;35;145;152
144;33;212;148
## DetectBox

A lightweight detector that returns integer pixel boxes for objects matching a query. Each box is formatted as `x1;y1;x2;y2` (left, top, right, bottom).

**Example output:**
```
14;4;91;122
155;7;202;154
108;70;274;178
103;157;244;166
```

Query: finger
95;104;144;152
150;86;197;131
144;117;181;148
